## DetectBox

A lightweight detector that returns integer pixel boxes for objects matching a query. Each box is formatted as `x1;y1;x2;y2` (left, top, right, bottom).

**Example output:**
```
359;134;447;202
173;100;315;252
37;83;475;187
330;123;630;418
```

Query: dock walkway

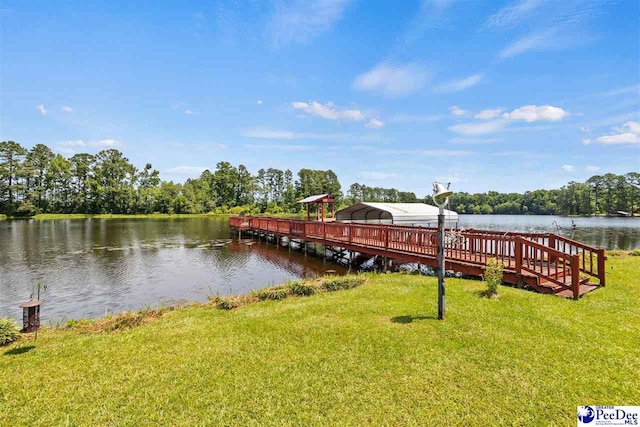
230;216;605;299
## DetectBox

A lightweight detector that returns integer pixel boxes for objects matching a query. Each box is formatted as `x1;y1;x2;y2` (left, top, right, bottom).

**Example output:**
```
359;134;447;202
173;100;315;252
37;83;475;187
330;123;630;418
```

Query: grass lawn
1;255;638;425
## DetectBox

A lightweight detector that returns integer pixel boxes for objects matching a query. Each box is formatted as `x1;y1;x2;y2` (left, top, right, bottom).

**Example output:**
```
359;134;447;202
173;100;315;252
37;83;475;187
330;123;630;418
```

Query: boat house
335;202;459;226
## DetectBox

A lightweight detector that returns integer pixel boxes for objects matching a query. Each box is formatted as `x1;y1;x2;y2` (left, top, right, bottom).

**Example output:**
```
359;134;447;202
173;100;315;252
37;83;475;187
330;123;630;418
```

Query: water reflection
0;218;344;322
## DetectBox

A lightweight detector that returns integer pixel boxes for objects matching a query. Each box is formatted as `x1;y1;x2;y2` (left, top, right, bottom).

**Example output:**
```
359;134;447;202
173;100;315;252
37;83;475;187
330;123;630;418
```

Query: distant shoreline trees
1;141;638;216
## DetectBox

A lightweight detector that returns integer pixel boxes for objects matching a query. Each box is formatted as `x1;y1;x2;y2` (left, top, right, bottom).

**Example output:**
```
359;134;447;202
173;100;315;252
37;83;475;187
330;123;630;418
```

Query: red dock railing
230;216;605;299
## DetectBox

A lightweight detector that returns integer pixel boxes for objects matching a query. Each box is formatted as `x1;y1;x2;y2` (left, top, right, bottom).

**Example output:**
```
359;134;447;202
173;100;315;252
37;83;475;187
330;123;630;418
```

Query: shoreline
6;249;639;329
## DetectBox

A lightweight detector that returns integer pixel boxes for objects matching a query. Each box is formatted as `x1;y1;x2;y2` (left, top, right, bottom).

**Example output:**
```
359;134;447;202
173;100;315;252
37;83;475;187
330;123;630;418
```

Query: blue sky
2;0;639;196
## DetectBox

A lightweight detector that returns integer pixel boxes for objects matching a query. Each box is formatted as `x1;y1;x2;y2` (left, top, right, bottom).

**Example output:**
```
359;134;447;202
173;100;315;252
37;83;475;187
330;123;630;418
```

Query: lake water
1;215;638;322
458;214;640;250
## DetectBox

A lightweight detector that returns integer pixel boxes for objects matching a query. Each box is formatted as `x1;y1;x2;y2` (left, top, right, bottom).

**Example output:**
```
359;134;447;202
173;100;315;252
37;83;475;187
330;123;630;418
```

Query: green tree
93;149;137;213
69;153;96;213
0;141;27;212
26;144;54;212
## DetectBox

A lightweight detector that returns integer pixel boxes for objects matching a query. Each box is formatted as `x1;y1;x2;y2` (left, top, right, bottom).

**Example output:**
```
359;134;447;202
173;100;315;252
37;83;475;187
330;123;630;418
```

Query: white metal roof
297;194;331;204
335;202;458;225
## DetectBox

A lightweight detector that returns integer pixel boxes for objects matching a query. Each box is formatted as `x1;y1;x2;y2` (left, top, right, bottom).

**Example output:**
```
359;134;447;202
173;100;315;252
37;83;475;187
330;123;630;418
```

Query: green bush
630;249;640;257
0;317;19;346
483;258;504;297
321;276;365;292
289;281;316;296
253;286;291;301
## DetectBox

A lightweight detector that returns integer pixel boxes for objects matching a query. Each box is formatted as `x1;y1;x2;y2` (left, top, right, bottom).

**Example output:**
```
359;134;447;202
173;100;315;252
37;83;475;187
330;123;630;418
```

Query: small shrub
289;281;316;296
0;317;20;346
213;295;257;310
320;276;365;291
254;285;291;301
630;249;640;257
483;258;504;297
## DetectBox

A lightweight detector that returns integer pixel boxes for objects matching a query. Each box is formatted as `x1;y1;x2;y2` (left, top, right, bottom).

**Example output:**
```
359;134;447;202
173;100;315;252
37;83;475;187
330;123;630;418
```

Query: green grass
0;214;6;220
1;256;638;425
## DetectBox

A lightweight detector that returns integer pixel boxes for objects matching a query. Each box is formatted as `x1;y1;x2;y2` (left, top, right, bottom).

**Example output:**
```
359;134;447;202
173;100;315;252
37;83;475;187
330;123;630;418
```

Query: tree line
0;141;638;216
446;174;639;216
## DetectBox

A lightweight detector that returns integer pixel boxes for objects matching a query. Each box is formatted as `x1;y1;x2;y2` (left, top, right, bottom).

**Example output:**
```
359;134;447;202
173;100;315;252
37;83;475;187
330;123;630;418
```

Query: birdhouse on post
19;300;43;333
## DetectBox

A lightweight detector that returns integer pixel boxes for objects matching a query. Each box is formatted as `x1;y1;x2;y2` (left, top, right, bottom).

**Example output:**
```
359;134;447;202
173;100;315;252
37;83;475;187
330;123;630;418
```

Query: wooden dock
230;216;606;299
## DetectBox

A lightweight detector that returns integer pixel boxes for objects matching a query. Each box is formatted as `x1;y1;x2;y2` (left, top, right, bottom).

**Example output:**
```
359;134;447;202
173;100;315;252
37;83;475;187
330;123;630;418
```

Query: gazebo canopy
297;194;334;204
297;194;336;222
336;202;458;226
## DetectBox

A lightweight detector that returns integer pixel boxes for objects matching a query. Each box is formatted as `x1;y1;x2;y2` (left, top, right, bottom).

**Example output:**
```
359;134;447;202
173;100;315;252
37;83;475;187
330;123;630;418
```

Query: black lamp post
432;181;453;320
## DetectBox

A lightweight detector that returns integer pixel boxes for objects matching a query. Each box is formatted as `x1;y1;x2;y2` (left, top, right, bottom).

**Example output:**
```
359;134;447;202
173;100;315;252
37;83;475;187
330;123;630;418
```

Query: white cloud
484;0;544;30
474;109;502;120
58;148;76;155
621;120;640;133
582;139;592;145
596;133;640;144
268;0;352;47
434;74;483;93
585;166;600;172
61;106;73;113
594;121;640;145
243;128;345;140
580;126;591;133
93;139;122;148
447;104;567;137
365;119;384;129
184;110;194;115
449;120;507;136
562;164;575;172
401;0;456;45
499;28;557;59
353;62;430;97
257;99;263;105
502;105;568;122
359;172;397;180
165;166;207;178
449;106;470;117
600;85;640;97
36;104;47;115
60;140;85;147
215;143;227;150
292;101;365;122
